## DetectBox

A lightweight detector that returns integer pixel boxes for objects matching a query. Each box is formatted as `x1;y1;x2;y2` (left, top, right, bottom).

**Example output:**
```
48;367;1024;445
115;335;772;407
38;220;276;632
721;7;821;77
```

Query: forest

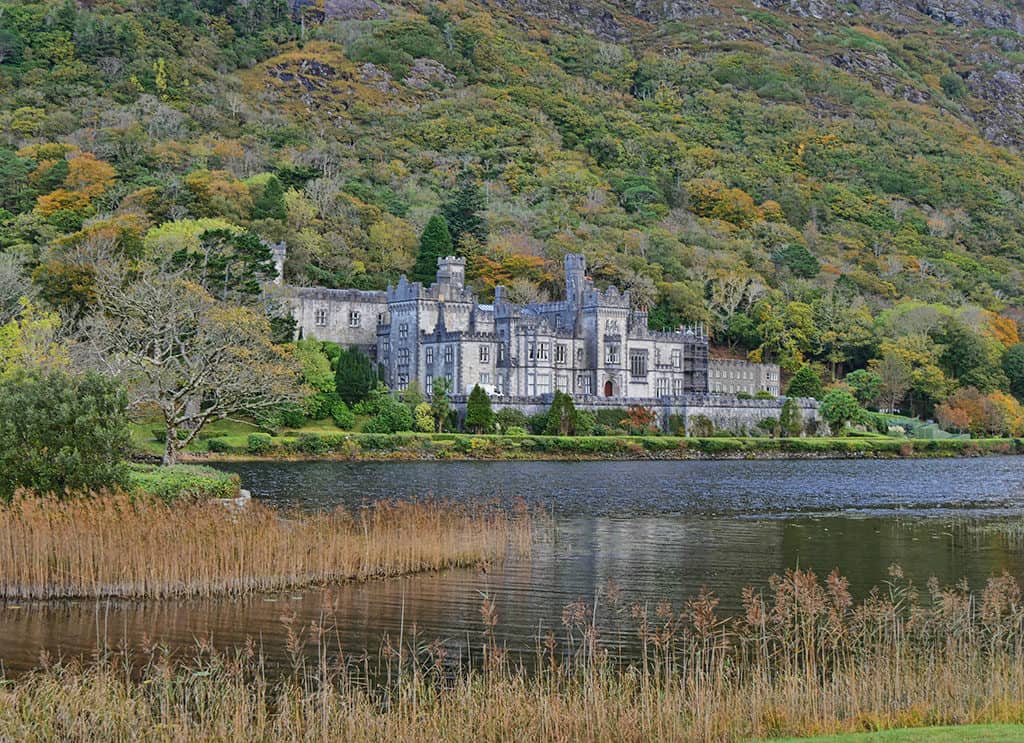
3;0;1024;441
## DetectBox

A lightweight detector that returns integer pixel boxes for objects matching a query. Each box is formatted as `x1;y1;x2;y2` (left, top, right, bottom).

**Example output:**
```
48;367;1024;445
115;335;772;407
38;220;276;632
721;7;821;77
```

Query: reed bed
3;567;1024;741
0;494;531;600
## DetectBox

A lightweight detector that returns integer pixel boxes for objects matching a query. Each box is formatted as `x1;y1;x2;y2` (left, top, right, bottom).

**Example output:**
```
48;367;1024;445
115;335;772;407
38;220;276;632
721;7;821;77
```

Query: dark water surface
3;458;1024;674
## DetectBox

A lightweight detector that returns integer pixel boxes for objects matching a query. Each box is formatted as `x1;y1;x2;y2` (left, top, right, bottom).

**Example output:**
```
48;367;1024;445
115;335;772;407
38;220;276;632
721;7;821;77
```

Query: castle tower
435;256;466;299
269;241;287;285
565;253;586;305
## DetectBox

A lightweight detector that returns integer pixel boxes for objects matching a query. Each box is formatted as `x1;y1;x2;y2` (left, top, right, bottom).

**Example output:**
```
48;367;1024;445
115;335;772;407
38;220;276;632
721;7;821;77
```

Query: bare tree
0;253;33;324
871;351;911;414
79;263;304;465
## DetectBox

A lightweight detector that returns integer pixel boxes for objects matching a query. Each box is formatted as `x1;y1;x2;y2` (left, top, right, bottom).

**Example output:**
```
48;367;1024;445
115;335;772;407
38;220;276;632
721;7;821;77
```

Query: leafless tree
79;263;304;464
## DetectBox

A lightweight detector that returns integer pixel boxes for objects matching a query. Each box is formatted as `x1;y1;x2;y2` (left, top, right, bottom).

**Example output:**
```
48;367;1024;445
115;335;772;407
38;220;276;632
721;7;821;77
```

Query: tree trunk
163;425;178;466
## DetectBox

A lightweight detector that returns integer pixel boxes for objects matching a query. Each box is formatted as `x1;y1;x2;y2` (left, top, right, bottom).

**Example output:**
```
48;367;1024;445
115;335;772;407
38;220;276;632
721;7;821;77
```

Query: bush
786;365;823;399
495;408;528;433
687;414;715;437
364;397;415;433
126;464;240;503
0;371;130;500
295;433;329;454
330;399;356;430
206;437;232;453
505;426;527;436
247;433;273;454
526;412;548;435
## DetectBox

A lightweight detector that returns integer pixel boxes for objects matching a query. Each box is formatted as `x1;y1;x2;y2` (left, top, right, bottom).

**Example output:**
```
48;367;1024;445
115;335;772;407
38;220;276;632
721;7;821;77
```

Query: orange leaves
30;147;117;216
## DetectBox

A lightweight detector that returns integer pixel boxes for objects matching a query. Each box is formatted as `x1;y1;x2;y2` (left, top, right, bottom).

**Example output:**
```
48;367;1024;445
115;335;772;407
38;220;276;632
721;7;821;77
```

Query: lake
3;457;1024;674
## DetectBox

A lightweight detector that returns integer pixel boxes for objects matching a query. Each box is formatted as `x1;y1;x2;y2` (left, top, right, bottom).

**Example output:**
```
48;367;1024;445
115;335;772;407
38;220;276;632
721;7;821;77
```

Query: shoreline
165;433;1024;464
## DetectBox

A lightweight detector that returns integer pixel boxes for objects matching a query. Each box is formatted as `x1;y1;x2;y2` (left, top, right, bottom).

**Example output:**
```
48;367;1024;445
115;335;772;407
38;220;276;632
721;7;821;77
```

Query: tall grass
0;494;530;600
3;568;1024;741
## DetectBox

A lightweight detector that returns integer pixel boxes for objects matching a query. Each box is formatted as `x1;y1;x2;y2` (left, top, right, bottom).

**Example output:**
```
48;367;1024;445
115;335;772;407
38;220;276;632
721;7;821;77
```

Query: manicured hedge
194;433;1024;460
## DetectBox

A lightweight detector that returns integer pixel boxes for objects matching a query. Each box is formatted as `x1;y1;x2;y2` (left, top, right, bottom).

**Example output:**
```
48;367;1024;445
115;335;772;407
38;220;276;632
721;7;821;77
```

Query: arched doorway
603;380;614;397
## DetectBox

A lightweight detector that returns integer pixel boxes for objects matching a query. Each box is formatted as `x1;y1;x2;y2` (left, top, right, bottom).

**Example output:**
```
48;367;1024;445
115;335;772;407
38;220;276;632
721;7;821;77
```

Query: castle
286;254;789;410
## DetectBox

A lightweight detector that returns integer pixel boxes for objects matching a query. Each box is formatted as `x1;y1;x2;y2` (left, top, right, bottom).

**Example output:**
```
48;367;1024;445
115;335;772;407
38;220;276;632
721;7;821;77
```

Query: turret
435;256;466;299
565;254;586;305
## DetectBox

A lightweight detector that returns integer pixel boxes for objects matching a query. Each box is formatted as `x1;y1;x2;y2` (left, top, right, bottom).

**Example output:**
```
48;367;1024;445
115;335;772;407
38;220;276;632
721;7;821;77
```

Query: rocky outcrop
403;58;456;90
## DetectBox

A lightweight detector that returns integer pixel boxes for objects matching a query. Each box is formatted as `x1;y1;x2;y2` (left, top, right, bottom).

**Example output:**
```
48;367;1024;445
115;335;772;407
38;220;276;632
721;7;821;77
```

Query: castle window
314;309;328;327
657;378;669;396
480;372;490;385
672;378;684;396
498;345;506;362
397;348;410;365
527;344;536;361
577;375;592;395
399;323;408;339
425;374;433;390
605;320;619;334
398;375;408;387
538;343;549;361
349;310;361;328
555;344;566;364
479;346;490;363
444;345;453;364
425;348;434;365
629;352;647;379
377;313;384;325
671;349;681;368
576;348;584;362
605;344;620;365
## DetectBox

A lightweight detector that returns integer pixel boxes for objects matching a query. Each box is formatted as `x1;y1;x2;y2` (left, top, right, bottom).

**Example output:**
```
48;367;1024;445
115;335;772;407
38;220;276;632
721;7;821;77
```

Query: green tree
844;369;882;408
772;243;820;278
0;370;129;500
251;175;286;220
779;397;803;437
430;376;452;432
335;346;377;406
414;401;434;432
544;390;578;435
441;173;487;252
364;396;414;433
1003;343;1024;401
411;214;453;284
465;383;494;433
819;389;863;436
786;365;823;399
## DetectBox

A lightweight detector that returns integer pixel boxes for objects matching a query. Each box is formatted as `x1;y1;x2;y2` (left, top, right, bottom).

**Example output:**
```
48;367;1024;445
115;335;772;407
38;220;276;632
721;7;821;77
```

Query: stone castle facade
286;254;790;408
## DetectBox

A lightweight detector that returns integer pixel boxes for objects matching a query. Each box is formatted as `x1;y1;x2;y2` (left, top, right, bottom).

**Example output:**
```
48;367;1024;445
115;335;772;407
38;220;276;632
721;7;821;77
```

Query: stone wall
449;394;821;435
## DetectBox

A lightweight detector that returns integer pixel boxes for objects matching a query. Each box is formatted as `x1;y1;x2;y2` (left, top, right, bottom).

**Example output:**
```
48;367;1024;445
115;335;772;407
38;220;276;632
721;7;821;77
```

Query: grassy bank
180;430;1024;462
0;495;530;600
126;463;241;501
3;569;1024;741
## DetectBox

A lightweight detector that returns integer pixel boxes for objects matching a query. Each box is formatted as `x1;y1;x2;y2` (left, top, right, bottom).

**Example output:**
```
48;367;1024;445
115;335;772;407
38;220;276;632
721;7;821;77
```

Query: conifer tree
441;173;487;252
411;214;453;284
544;391;578;435
786;365;823;399
335;347;376;406
465;384;493;433
251;175;286;221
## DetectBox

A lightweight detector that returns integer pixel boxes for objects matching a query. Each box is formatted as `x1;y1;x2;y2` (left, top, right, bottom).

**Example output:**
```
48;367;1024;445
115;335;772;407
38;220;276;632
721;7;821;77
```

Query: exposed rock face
358;63;393;93
403;59;457;90
324;0;385;20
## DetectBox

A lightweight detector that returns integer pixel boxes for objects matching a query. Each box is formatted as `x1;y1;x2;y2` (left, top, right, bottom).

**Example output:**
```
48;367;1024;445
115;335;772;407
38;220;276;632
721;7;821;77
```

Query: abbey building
286;253;781;401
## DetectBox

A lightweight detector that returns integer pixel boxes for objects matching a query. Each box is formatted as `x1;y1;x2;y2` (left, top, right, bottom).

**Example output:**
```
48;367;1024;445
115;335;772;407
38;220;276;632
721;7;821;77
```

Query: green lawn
765;724;1024;742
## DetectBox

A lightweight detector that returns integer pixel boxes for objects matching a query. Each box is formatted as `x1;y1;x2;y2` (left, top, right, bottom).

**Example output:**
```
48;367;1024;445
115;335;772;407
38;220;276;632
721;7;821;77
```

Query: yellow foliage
35;189;92;216
0;301;69;379
65;153;116;198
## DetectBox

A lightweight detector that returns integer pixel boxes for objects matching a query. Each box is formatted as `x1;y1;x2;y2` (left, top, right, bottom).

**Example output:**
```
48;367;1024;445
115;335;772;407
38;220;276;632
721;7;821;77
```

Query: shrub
495;408;528;432
364;397;415;434
0;371;130;501
687;414;715;437
779;398;803;437
414;402;434;432
335;346;377;406
505;426;527;436
820;389;864;435
206;437;232;453
544;391;578;435
247;433;273;454
295;433;328;454
330;399;356;430
526;412;548;435
126;464;240;502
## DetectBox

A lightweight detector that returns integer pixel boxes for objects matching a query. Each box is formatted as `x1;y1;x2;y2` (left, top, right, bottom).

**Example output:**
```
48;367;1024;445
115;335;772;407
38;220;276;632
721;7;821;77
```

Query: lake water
3;458;1024;674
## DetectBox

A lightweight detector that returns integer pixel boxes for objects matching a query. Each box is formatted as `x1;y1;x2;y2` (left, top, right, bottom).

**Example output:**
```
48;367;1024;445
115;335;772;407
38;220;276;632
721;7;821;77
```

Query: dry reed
0;493;531;600
3;567;1024;741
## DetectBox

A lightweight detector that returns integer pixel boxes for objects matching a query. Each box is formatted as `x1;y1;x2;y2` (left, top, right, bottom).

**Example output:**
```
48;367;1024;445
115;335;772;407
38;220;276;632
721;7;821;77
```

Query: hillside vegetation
3;0;1024;420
